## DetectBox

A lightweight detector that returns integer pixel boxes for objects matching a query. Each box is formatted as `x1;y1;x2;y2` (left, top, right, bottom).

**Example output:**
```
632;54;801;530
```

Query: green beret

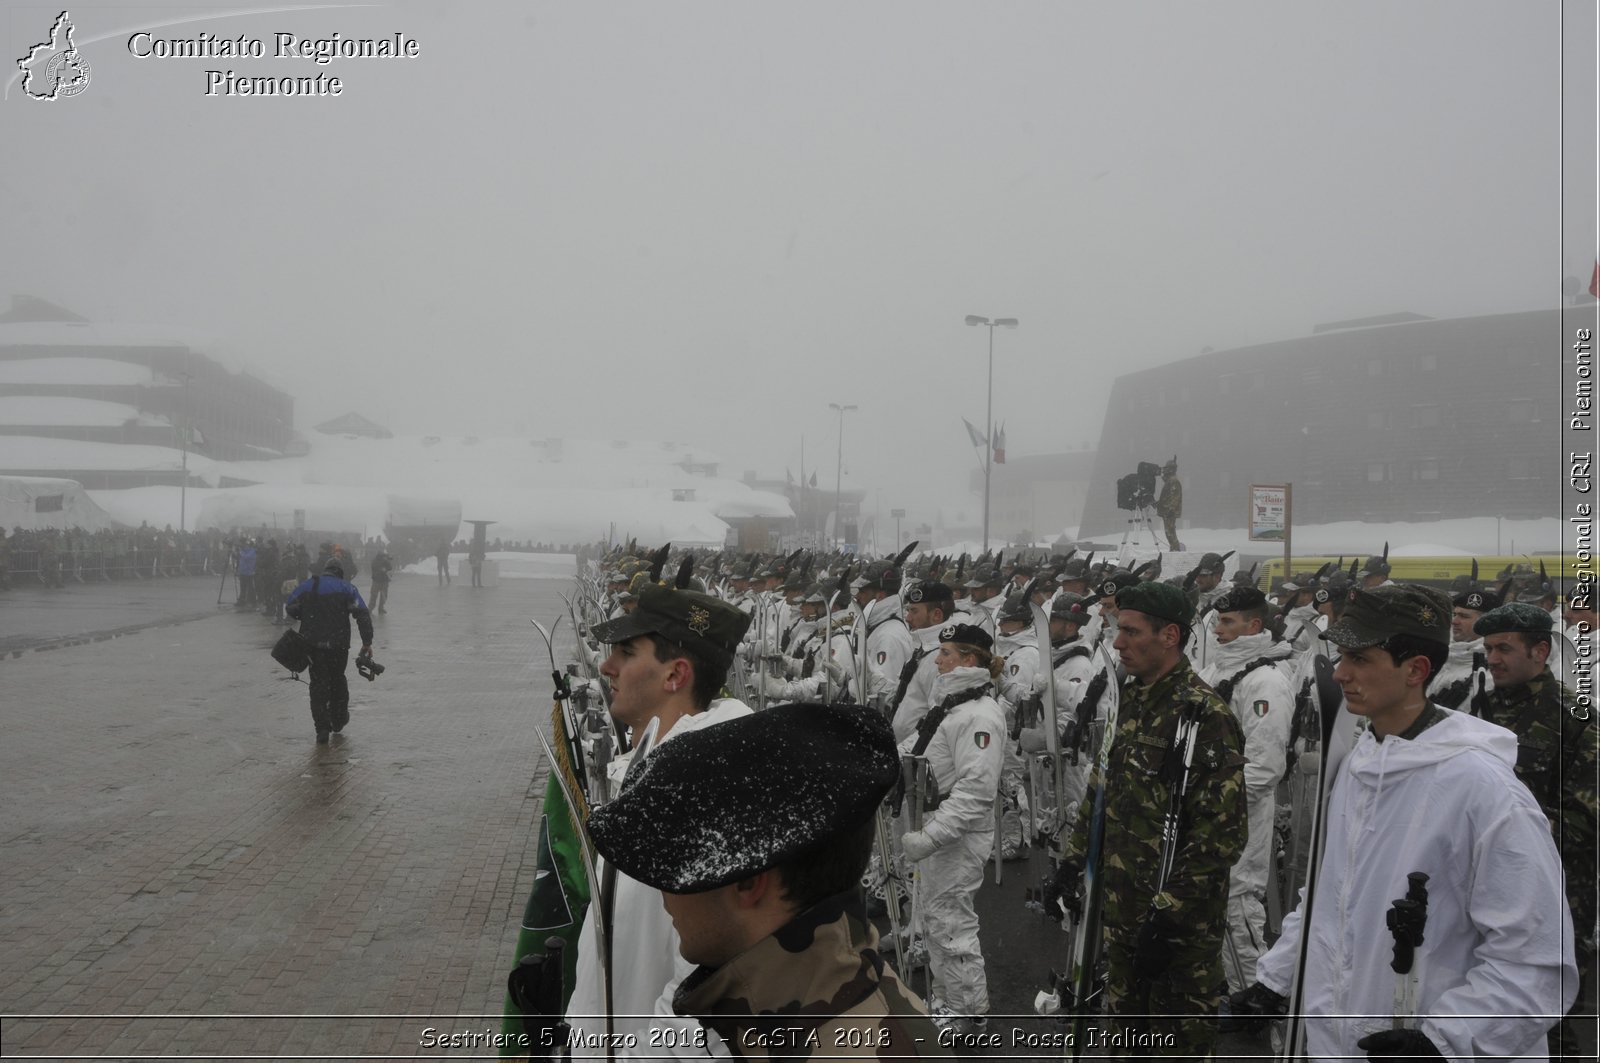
1322;584;1450;649
587;703;899;893
590;584;752;671
1472;601;1555;638
1115;581;1194;630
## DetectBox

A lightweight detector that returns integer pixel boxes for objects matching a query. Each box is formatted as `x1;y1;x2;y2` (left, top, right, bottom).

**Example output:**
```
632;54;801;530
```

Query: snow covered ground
2;419;1565;559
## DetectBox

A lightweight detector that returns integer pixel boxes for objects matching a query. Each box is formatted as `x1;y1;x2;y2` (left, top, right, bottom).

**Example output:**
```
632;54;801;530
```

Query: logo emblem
876;651;887;665
1253;699;1270;718
939;624;957;641
18;11;91;101
974;732;991;749
686;605;711;636
1466;592;1483;608
1417;605;1435;625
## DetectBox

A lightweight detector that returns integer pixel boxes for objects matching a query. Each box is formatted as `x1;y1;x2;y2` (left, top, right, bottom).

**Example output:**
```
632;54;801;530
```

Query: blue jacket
285;573;374;651
238;546;257;577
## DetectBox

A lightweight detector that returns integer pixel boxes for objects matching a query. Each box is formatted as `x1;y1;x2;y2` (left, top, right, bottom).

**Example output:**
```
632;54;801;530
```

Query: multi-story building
0;295;294;487
1079;305;1578;538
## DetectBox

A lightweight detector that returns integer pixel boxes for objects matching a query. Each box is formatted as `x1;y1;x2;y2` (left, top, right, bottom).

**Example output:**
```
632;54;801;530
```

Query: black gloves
1041;859;1083;921
1131;908;1180;981
1224;982;1289;1033
1356;1028;1444;1061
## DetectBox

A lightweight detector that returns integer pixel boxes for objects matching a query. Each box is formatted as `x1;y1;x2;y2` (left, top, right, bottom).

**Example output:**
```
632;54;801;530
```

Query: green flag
501;704;592;1055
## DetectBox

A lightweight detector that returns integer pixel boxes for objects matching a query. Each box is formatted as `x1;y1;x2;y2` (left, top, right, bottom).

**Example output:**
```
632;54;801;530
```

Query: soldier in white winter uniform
1425;584;1498;713
889;580;958;744
1197;586;1297;994
565;584;755;1057
897;623;1007;1034
1233;585;1576;1062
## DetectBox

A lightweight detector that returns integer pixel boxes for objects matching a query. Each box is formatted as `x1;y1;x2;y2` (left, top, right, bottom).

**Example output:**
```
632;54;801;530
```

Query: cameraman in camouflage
1155;457;1184;551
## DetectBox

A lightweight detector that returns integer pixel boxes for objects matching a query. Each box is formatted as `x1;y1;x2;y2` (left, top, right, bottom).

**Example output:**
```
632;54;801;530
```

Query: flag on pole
786;468;794;486
962;417;987;449
501;703;592;1055
1590;260;1600;300
993;423;1007;465
809;470;818;488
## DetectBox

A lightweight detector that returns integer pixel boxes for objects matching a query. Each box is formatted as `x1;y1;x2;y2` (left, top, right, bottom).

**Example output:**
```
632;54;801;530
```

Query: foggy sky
3;0;1594;530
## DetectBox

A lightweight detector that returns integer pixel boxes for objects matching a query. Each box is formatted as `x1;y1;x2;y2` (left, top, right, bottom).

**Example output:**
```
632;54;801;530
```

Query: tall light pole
964;315;1018;550
828;402;857;551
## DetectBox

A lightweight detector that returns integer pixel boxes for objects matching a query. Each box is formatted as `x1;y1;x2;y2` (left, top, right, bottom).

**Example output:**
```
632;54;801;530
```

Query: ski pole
1387;872;1429;1029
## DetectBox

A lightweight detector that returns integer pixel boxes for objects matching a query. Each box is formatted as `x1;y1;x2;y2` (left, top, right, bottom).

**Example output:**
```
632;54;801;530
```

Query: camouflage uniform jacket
1064;656;1246;995
1155;476;1182;519
670;891;950;1060
1478;668;1598;941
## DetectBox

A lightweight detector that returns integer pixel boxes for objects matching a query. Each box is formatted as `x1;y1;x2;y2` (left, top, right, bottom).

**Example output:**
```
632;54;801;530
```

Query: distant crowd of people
0;524;224;588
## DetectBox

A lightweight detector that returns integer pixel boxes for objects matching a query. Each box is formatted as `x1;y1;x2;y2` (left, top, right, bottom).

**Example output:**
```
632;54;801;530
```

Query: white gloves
900;830;937;863
825;659;851;687
761;674;791;700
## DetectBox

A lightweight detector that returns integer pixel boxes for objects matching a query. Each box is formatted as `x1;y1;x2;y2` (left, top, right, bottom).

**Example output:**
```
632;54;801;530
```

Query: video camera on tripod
1116;461;1162;512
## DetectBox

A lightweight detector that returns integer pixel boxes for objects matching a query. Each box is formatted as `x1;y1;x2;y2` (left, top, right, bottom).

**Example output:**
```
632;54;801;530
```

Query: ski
1057;640;1120;1060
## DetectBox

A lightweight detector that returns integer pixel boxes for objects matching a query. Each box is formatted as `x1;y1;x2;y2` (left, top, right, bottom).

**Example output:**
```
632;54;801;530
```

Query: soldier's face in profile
1212;611;1256;645
662;885;742;966
1113;611;1177;683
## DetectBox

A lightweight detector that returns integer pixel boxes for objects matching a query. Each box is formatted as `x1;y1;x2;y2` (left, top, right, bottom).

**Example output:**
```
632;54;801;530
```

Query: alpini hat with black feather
587;703;899;893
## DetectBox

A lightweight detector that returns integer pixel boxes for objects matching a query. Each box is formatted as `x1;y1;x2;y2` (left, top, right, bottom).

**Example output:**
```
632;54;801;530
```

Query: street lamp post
964;315;1018;551
828;402;857;551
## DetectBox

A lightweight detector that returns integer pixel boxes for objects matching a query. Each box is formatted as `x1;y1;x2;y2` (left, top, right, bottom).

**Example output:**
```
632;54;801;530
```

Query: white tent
0;475;118;532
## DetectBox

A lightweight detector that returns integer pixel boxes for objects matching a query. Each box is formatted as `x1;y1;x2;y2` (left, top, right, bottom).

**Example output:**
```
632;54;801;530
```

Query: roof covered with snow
0;358;156;386
0;396;171;428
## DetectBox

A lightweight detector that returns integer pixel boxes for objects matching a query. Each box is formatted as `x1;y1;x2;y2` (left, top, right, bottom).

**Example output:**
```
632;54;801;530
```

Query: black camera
355;654;385;681
1116;461;1161;511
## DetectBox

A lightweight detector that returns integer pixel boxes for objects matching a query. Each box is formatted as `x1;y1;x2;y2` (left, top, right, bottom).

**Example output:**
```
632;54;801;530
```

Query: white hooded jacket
567;698;755;1057
1199;632;1296;896
899;666;1005;849
1256;709;1576;1062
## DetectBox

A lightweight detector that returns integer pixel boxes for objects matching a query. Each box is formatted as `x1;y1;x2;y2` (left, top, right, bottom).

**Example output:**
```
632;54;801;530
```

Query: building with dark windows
1078;305;1578;538
0;295;294;487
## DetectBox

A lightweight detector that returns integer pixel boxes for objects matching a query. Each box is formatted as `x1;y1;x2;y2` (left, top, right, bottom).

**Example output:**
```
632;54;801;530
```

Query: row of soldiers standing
590;542;1593;1059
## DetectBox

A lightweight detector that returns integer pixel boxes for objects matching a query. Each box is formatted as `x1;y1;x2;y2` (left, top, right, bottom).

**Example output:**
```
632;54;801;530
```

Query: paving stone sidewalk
0;574;571;1060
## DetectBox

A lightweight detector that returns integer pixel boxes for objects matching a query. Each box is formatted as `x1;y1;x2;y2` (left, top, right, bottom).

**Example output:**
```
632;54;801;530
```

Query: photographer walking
285;557;374;745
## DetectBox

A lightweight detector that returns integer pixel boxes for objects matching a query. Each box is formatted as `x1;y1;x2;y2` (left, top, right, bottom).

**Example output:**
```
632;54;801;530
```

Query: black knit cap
1096;570;1139;600
1194;552;1227;576
322;558;345;578
1212;586;1268;614
938;622;993;651
587;703;899;893
1322;584;1450;649
590;584;752;671
904;580;954;606
1452;586;1504;613
1115;581;1194;630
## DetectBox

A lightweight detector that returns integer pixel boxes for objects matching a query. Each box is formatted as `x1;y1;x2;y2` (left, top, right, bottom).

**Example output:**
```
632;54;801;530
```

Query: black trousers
307;646;350;735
